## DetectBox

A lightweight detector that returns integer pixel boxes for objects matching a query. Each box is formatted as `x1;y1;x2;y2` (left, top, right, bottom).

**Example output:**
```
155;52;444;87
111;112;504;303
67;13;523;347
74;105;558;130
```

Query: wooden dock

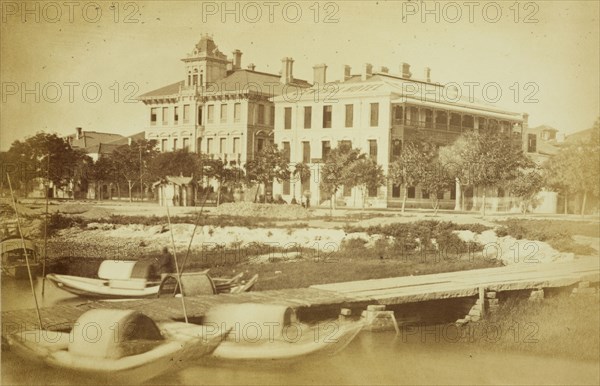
2;257;598;337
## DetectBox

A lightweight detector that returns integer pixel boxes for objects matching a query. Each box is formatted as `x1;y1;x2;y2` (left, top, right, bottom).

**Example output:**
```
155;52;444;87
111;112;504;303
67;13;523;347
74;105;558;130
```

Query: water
2;278;599;385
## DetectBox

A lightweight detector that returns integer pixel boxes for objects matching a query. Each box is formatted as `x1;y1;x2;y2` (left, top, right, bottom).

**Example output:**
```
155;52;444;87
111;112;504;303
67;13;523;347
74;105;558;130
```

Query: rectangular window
345;104;353;128
322;141;331;160
422;189;430;199
162;107;168;125
198;106;203;125
257;138;264;153
450;187;456;200
220;104;228;123
220;138;226;154
151;108;157;125
527;134;537;153
283;180;290;195
407;186;416;199
207;105;214;123
437;191;445;200
174;106;179;124
270;106;275;126
233;137;240;154
234;103;241;122
183;105;190;124
207;138;213;154
323;105;332;128
284;107;292;130
369;140;377;162
393;105;403;124
391;139;402;161
392;184;401;198
370;103;379;127
282;142;291;163
302;141;310;163
258;104;265;124
368;186;377;197
183;138;189;150
248;104;255;124
173;138;178;150
161;138;167;151
304;107;312;129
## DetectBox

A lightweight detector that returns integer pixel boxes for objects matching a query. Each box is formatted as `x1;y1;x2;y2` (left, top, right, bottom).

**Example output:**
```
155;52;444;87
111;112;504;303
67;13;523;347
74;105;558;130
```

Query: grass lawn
465;292;600;362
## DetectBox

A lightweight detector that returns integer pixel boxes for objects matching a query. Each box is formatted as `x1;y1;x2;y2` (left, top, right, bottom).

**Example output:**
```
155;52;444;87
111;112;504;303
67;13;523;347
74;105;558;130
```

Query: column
454;178;462;211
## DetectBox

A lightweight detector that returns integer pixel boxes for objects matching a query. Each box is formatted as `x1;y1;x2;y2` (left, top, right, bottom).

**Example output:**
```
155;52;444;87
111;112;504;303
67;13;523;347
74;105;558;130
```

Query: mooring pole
180;191;210;274
166;203;188;323
42;153;49;296
7;173;43;329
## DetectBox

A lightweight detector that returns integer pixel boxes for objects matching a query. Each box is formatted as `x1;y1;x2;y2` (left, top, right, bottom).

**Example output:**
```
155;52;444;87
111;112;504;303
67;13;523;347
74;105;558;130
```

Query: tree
420;158;454;215
388;139;435;213
507;168;544;213
148;149;201;181
90;156;118;200
543;151;572;214
244;143;289;203
545;118;600;215
203;158;245;206
292;162;311;204
443;130;532;216
4;132;90;197
438;136;473;211
320;144;363;211
348;158;386;210
111;139;158;202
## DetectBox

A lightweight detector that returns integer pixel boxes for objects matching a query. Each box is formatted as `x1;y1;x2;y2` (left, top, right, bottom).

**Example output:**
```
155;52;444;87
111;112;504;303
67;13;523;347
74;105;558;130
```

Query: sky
1;0;599;150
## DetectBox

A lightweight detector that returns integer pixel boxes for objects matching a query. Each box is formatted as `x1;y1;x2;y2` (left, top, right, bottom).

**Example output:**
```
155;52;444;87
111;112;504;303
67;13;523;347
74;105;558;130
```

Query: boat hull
6;322;225;384
210;321;364;361
46;274;160;299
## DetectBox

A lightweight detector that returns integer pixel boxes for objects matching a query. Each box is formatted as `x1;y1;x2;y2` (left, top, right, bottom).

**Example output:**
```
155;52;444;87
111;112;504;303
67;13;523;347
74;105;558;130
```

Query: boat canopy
158;271;216;297
69;309;163;359
204;304;298;338
1;238;37;255
97;260;138;280
98;260;158;280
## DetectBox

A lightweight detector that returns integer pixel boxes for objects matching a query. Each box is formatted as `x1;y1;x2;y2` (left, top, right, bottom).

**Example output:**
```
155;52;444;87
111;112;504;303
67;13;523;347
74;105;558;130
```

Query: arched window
192;69;198;86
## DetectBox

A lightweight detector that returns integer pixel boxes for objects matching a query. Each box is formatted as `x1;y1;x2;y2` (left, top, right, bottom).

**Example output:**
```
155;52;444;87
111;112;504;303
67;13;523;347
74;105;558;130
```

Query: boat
203;303;364;361
47;260;258;299
1;236;40;279
5;308;228;384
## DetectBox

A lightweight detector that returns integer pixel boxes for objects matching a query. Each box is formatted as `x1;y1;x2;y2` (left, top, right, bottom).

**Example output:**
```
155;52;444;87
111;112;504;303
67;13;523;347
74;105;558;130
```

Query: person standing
157;247;175;275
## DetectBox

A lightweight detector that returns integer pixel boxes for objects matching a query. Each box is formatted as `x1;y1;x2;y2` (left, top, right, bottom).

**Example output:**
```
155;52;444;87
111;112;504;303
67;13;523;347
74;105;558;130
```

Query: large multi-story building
272;63;528;210
138;35;310;167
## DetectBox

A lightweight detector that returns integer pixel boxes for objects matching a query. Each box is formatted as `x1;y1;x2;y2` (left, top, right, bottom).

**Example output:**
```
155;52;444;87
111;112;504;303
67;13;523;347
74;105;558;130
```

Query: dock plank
2;257;598;338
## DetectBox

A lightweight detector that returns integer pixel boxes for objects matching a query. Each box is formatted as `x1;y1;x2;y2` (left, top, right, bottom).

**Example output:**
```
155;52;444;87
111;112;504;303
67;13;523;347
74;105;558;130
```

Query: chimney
232;49;242;70
76;127;82;140
247;63;256;71
281;57;294;84
226;60;233;72
380;66;389;74
313;63;327;86
362;63;373;81
401;62;412;78
424;67;431;82
343;65;352;81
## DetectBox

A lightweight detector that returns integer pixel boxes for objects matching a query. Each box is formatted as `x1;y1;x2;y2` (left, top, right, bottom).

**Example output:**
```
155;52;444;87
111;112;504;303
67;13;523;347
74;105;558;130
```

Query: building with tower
138;34;310;167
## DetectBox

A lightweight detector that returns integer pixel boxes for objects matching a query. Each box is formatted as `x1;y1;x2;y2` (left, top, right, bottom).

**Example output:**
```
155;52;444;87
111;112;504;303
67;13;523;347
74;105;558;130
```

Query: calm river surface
2;278;599;385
